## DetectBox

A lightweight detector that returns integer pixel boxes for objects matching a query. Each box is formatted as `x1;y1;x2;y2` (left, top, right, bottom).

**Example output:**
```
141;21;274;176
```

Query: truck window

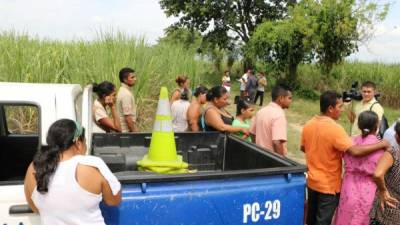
0;104;39;183
5;105;39;135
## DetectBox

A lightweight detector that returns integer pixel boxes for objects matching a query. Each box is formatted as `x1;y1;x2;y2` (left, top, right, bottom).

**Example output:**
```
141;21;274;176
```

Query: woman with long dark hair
92;81;121;133
24;119;121;225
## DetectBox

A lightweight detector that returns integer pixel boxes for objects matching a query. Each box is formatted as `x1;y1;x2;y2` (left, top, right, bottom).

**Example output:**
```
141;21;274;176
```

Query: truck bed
92;132;306;225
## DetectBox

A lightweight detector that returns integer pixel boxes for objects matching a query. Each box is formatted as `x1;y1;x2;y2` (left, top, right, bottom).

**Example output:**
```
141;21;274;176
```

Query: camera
343;82;362;102
342;81;381;102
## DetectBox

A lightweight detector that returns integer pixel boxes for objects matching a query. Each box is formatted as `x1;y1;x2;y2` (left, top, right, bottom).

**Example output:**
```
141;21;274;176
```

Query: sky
0;0;399;63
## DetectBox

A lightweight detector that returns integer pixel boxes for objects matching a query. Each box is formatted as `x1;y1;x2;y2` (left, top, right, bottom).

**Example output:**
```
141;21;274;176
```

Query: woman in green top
232;99;254;142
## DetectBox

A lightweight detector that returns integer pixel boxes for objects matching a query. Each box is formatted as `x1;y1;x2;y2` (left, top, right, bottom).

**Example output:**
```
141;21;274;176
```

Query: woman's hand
378;189;399;210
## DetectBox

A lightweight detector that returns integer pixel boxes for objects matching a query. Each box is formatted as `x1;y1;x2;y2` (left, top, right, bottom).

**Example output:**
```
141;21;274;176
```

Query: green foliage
295;87;320;100
160;0;293;45
297;62;400;107
159;0;295;70
158;28;203;51
0;31;215;131
248;0;389;87
314;0;359;75
313;0;389;76
248;0;315;87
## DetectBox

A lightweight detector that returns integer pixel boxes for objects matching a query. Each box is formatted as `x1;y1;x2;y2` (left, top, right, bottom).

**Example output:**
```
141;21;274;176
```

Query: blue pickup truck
0;82;306;225
94;132;306;225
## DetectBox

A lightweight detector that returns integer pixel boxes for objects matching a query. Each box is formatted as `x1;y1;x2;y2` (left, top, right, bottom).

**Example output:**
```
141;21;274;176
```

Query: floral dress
333;134;384;225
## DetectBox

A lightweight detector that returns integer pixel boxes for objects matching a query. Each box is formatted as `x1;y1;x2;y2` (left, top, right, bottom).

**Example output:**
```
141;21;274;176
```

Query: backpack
370;102;389;139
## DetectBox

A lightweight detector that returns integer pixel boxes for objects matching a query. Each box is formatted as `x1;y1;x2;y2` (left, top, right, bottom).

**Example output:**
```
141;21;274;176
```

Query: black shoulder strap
369;101;380;111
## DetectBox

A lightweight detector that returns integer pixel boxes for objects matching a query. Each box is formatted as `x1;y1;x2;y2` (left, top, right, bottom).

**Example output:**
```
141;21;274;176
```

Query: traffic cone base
137;155;188;174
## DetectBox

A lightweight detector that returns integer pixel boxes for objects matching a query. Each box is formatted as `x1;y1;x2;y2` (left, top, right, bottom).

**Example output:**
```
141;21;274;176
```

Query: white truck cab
0;82;92;225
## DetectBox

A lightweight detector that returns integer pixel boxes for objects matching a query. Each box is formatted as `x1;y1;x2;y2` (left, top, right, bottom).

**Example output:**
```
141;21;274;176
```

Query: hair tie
73;121;83;142
363;128;370;133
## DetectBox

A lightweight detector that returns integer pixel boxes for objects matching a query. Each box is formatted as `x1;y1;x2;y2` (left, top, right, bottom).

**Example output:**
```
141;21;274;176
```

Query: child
333;111;385;225
232;99;254;142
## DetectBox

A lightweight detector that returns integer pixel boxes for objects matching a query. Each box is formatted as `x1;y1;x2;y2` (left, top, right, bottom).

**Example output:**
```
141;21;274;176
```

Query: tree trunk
242;54;253;72
287;63;298;89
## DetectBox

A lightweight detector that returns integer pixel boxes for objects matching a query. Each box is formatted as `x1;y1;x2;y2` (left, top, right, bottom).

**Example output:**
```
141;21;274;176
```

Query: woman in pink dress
333;111;385;225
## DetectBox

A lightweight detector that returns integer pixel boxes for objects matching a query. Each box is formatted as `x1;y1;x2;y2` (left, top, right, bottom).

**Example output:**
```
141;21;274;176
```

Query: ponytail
33;119;85;193
206;86;227;102
33;146;61;193
361;128;370;138
357;111;378;139
175;75;188;86
92;82;99;93
92;81;115;99
236;99;249;116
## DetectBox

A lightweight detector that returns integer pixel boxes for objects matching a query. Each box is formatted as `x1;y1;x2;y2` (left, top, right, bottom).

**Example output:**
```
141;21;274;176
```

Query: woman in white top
171;89;191;132
92;81;121;133
24;119;121;225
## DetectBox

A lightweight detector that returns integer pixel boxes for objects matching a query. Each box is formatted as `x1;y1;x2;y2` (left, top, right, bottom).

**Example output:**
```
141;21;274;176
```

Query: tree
158;28;203;50
159;0;296;70
248;0;389;87
158;28;225;72
248;0;315;87
313;0;389;76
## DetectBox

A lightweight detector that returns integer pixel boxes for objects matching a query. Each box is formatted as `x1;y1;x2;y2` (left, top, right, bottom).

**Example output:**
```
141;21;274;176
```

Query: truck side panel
102;174;305;225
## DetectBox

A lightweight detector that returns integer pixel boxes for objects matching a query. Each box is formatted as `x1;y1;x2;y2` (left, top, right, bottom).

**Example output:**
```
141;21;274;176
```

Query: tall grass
0;31;215;130
297;62;400;107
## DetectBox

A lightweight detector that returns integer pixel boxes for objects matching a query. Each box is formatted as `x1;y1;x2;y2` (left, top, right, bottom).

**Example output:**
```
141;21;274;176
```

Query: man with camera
346;81;384;136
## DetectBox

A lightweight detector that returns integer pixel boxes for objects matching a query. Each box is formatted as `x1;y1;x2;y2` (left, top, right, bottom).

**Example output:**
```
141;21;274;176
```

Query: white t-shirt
171;99;190;132
240;73;248;91
383;121;399;150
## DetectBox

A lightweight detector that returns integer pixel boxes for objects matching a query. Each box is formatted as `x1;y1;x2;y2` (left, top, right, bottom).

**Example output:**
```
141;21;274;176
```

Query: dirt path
287;122;306;164
289;122;303;133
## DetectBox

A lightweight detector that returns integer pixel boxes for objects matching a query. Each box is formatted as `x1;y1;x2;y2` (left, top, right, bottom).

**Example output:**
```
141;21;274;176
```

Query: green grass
0;31;216;131
297;62;400;107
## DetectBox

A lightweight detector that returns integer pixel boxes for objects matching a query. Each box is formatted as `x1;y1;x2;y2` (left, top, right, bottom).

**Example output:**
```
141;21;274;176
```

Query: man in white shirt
347;81;384;136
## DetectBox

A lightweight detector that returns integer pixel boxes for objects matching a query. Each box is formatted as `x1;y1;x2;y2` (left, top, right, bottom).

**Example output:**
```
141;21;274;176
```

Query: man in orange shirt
301;91;389;225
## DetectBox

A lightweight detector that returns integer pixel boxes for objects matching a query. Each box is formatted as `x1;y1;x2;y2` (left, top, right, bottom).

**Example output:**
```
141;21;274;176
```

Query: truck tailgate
102;174;304;225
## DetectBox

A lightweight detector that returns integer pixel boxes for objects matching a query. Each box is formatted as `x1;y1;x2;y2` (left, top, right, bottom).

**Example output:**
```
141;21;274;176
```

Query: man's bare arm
347;140;389;157
124;115;137;132
272;140;286;156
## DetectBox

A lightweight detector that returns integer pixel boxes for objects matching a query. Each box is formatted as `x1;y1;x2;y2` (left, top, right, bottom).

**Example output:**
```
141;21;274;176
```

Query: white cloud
350;24;400;63
0;0;176;43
